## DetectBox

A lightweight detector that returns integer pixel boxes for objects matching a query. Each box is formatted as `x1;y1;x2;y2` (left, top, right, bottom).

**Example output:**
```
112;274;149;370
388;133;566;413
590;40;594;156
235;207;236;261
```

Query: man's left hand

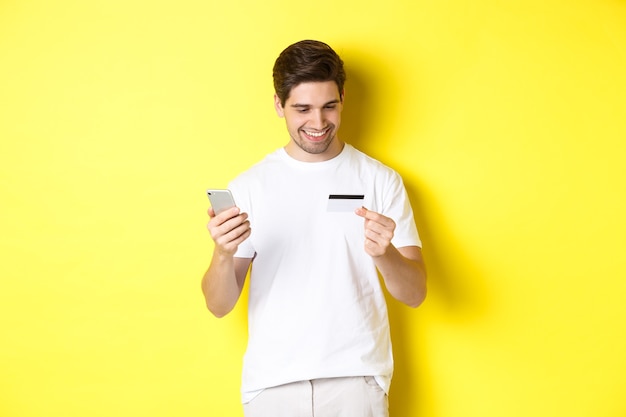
355;206;395;257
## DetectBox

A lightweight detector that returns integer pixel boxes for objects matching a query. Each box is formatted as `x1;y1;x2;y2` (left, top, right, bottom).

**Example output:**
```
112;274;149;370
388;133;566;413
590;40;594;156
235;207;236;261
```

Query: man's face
275;81;344;162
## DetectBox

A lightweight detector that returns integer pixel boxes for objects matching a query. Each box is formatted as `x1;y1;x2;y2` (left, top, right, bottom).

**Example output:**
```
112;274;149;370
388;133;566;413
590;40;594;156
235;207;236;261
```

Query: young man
202;40;427;417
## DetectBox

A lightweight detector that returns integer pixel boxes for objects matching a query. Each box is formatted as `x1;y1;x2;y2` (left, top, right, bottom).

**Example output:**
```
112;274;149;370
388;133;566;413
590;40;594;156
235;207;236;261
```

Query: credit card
327;194;365;212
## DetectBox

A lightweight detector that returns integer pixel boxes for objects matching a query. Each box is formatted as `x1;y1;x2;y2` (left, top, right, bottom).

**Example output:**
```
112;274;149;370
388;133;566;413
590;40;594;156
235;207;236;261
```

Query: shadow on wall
340;50;401;157
342;49;491;417
397;182;492;415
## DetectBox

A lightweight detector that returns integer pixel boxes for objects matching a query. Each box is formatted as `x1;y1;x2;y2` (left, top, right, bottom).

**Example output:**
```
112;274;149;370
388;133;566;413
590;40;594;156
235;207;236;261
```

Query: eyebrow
290;99;341;109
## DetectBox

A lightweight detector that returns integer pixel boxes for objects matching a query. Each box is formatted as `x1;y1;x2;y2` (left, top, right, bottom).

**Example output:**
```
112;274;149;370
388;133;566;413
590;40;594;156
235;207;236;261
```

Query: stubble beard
292;127;337;155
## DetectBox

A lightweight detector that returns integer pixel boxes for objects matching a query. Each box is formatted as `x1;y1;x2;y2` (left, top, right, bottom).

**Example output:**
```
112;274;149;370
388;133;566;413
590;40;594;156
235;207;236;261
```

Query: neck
284;139;345;163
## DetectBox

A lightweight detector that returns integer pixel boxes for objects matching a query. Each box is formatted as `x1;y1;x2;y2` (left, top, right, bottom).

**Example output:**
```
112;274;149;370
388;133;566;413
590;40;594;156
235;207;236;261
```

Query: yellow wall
1;1;625;416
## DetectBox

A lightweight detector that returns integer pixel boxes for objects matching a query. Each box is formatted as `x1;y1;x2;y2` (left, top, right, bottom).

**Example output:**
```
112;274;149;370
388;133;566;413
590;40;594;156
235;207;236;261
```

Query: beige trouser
243;376;389;417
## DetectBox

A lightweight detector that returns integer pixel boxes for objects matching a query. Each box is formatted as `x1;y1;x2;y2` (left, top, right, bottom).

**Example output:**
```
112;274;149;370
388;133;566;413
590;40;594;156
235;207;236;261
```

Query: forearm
202;206;252;317
201;251;243;318
373;245;427;308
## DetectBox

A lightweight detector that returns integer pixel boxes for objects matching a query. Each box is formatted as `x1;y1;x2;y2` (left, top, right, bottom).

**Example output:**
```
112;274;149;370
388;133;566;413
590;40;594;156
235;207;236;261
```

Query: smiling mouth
302;127;331;139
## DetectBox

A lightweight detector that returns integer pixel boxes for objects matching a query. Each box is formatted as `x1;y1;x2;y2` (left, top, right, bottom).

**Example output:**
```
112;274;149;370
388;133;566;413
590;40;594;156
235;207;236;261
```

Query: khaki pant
243;376;389;417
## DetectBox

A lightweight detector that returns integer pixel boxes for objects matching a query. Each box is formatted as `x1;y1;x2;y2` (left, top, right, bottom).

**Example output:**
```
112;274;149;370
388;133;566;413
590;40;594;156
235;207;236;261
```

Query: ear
274;94;285;118
340;89;345;103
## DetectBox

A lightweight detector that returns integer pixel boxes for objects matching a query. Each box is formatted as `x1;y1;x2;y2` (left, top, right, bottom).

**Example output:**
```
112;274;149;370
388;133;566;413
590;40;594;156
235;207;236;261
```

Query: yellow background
1;0;625;416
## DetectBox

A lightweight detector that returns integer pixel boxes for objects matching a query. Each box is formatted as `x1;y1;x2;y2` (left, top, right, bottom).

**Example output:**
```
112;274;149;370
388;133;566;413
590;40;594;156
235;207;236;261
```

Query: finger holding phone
207;189;251;256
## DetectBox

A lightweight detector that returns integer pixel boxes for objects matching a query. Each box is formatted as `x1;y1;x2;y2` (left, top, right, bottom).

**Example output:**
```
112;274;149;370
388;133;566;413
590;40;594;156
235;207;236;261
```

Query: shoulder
230;148;284;187
344;144;402;181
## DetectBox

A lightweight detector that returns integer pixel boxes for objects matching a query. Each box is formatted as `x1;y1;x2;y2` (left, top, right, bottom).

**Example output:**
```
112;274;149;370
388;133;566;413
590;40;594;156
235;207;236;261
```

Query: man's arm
201;206;253;317
355;207;427;308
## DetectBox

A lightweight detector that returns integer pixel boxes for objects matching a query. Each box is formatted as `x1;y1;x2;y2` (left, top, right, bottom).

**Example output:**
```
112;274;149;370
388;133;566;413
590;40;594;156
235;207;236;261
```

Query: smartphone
206;189;236;215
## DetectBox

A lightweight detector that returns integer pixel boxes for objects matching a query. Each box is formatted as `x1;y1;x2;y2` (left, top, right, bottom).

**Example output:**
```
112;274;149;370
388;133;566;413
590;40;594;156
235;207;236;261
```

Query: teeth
304;129;327;137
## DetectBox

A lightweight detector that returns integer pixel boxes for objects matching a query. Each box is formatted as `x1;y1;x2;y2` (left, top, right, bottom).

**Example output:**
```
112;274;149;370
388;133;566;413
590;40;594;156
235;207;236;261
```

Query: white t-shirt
228;144;421;403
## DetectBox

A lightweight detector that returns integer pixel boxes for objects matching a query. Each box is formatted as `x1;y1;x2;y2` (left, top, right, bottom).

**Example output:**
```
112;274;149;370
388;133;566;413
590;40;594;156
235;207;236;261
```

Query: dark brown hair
273;40;346;106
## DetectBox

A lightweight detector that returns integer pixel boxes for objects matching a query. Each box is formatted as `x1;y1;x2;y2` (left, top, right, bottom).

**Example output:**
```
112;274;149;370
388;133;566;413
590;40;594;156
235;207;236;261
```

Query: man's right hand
207;206;251;256
203;206;252;317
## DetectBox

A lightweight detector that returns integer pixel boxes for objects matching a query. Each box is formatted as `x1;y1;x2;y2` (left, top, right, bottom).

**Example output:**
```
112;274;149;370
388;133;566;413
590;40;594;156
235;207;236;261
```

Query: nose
310;109;325;129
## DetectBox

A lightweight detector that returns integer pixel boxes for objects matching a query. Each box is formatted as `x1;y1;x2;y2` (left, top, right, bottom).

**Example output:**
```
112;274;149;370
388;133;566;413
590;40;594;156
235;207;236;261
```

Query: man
202;40;426;417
